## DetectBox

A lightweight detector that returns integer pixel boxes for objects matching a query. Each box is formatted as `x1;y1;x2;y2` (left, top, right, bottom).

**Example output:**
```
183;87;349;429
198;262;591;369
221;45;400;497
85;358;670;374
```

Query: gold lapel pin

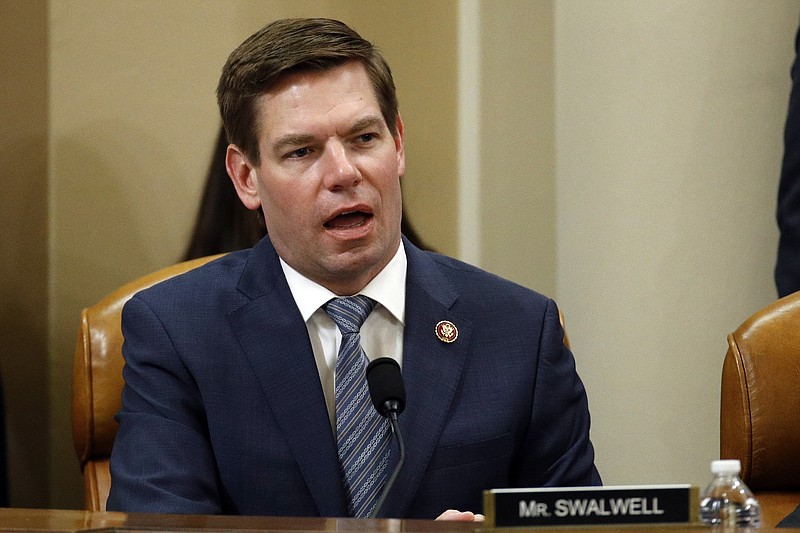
435;320;458;343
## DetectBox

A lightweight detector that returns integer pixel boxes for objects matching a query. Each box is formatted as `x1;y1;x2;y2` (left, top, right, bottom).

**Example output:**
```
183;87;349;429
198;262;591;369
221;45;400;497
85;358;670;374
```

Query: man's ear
226;144;262;210
394;114;406;178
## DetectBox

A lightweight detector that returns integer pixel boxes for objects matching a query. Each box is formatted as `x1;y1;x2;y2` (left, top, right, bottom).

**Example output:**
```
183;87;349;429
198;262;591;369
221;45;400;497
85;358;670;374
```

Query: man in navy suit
107;18;601;519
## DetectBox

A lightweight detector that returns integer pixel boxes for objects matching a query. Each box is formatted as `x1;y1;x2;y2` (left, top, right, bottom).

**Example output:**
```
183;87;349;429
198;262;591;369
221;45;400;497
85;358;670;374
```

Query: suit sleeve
106;295;222;514
513;298;602;487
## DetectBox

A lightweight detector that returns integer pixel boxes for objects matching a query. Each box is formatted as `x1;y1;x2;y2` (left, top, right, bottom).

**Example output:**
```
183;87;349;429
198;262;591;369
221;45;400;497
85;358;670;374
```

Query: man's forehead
262;60;375;104
254;65;385;140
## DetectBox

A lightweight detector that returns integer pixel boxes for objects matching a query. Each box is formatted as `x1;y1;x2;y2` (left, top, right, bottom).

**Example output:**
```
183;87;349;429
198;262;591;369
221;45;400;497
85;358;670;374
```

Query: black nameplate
483;485;698;528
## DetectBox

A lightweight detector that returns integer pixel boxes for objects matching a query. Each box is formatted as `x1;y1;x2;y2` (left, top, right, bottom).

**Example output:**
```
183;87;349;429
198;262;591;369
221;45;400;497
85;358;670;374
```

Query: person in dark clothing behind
776;22;800;298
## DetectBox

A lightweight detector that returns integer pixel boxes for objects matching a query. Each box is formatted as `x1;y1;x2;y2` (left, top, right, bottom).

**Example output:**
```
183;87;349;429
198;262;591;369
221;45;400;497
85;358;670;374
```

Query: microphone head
366;357;406;416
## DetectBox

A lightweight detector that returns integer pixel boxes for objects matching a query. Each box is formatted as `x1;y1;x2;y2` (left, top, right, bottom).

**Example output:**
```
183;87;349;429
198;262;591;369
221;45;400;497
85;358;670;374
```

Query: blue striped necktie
324;296;391;517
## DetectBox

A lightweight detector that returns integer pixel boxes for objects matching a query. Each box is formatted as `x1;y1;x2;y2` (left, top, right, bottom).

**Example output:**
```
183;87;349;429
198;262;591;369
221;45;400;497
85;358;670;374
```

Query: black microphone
366;357;406;518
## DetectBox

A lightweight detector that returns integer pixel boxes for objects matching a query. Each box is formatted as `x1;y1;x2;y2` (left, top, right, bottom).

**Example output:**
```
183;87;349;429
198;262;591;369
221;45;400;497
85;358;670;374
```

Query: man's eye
287;147;310;158
358;133;376;143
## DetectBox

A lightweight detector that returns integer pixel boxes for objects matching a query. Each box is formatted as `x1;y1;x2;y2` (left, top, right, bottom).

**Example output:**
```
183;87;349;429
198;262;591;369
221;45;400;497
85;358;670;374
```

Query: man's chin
321;246;394;293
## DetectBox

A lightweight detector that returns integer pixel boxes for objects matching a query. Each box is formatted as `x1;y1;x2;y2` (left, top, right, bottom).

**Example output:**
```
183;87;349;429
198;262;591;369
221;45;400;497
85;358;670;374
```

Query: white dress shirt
280;242;407;429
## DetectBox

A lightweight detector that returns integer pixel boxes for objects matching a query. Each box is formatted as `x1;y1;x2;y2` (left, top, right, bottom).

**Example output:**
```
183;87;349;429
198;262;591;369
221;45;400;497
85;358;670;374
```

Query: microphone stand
370;400;405;519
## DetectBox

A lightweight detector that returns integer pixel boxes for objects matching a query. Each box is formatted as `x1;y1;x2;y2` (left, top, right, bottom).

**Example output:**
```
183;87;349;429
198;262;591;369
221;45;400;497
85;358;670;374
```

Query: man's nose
322;141;361;189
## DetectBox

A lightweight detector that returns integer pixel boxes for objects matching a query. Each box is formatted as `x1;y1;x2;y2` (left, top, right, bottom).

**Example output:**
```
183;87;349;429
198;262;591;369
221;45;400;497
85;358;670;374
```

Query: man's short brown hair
217;18;399;165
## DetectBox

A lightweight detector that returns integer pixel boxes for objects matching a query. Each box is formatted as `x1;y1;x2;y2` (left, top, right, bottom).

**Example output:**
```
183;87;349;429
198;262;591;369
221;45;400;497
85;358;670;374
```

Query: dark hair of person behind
216;18;398;165
182;129;265;261
183;128;432;261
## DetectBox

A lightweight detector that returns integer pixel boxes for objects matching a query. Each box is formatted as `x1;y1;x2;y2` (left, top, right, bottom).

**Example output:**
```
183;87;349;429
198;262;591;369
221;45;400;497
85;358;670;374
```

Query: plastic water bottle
699;459;761;529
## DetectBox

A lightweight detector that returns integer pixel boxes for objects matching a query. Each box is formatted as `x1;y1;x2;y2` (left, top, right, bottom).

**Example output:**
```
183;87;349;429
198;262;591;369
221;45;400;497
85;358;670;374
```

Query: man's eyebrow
347;116;384;135
271;116;386;154
273;133;317;155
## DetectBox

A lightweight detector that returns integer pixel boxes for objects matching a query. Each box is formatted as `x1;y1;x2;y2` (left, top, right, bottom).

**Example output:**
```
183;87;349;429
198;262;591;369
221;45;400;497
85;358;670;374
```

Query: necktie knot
324;295;375;335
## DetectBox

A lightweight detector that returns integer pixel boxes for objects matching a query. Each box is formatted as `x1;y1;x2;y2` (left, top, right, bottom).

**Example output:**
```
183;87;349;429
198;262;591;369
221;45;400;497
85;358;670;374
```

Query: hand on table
435;509;485;522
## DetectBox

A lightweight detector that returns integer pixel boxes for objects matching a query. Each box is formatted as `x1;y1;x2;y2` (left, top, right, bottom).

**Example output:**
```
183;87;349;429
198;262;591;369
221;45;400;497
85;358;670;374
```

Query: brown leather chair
558;309;571;351
721;290;800;527
71;254;224;511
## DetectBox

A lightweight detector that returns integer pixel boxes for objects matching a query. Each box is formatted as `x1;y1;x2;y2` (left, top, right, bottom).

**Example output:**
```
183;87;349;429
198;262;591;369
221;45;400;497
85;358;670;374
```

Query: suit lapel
379;242;472;518
228;239;347;516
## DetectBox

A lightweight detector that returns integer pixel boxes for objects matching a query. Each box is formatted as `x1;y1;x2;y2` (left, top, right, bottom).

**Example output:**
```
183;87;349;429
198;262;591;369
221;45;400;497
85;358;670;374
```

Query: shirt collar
280;241;407;324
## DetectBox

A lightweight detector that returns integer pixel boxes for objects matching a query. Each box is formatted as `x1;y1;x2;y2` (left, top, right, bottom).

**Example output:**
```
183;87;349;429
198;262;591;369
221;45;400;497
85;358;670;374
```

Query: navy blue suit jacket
107;237;600;518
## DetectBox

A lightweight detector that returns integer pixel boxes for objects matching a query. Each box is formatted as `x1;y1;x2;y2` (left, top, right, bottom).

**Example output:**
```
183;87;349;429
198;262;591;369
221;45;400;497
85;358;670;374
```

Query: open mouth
324;211;373;229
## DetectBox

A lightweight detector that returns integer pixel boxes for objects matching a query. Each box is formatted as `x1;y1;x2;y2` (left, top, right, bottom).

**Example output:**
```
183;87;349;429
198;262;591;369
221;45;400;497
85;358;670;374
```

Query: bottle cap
711;459;741;475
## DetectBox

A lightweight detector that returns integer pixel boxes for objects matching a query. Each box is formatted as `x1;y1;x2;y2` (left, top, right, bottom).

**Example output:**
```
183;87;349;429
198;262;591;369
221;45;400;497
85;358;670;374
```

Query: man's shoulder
413;249;551;307
130;249;251;307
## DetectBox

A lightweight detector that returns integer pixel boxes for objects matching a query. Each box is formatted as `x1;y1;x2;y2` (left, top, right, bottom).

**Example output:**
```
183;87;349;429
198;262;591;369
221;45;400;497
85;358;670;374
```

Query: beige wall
555;1;798;488
479;1;556;295
2;0;797;511
1;0;50;507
